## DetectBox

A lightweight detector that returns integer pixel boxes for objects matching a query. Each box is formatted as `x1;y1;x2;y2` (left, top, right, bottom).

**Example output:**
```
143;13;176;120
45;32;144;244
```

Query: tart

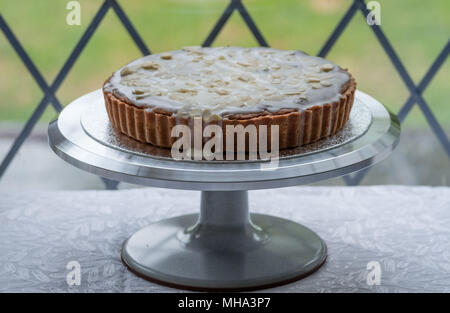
103;47;356;151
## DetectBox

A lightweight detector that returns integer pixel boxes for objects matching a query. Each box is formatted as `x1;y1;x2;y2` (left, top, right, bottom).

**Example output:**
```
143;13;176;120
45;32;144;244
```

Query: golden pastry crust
103;74;356;150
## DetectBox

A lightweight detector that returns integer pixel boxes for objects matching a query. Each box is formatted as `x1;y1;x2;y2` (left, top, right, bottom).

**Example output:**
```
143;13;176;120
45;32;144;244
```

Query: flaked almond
132;89;145;95
238;75;250;82
218;55;226;60
311;83;322;89
183;46;204;55
214;89;229;96
177;88;197;95
321;81;332;87
320;64;334;72
271;65;281;70
160;53;172;60
307;78;321;83
284;90;303;96
120;67;134;76
237;61;250;67
141;61;160;70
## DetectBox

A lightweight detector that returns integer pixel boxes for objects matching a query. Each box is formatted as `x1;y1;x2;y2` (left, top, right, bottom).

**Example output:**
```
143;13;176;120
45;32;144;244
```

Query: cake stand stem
121;190;327;291
199;191;249;226
180;191;269;252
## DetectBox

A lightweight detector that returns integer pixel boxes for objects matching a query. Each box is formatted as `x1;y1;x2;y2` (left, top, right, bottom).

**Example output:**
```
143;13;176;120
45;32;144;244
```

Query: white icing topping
104;47;350;121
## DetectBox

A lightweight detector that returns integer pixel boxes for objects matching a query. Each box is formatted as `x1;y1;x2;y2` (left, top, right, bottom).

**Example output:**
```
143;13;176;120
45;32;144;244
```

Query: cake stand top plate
48;89;400;190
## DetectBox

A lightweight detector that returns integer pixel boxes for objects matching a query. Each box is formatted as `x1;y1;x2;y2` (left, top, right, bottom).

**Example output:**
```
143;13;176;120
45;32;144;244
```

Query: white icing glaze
103;47;350;121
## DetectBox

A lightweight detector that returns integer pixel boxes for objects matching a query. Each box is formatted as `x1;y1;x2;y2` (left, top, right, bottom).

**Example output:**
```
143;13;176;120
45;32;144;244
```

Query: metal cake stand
48;89;400;291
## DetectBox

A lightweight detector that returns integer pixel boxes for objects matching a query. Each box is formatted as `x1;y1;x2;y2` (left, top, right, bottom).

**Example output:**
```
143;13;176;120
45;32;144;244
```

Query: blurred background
0;0;449;190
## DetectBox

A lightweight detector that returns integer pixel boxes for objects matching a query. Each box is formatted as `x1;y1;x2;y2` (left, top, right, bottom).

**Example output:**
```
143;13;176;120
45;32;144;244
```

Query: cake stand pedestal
48;89;400;291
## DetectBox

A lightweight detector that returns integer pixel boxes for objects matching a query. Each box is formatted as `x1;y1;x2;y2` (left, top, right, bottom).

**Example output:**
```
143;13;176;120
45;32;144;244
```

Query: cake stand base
121;191;327;291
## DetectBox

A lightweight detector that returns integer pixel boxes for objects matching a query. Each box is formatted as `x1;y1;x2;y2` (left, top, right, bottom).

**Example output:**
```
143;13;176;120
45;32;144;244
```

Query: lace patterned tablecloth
1;186;449;293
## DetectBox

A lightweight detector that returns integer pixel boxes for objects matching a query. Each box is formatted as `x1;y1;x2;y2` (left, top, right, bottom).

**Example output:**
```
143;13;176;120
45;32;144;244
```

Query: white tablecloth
1;186;449;293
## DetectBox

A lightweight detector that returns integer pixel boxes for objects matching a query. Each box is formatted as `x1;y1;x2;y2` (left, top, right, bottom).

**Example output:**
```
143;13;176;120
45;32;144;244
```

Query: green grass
0;0;449;129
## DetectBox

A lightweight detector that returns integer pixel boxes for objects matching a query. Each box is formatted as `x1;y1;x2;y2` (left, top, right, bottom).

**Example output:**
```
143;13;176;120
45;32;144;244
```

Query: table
1;186;449;292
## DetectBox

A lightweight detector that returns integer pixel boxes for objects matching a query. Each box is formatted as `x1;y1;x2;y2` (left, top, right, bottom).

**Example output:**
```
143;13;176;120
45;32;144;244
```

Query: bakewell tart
103;47;356;151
